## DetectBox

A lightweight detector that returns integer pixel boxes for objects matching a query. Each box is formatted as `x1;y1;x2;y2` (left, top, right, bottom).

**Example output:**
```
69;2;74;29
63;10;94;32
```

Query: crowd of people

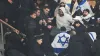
0;0;100;56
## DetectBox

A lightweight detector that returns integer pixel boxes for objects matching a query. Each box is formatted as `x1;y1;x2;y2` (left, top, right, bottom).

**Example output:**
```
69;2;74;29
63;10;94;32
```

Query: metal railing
0;19;26;56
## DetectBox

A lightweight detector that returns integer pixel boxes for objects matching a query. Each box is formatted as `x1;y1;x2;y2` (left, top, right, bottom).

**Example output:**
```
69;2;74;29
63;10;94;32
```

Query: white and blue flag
70;0;93;15
51;32;70;54
88;32;97;42
76;0;93;14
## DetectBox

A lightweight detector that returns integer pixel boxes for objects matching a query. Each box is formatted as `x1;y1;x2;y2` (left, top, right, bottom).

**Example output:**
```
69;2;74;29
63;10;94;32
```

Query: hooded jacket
68;21;93;56
54;5;71;16
56;7;74;31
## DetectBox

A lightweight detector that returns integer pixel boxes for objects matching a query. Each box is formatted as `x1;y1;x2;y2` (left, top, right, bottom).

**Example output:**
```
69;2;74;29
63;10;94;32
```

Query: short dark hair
35;8;41;11
60;26;66;31
83;9;90;13
34;35;43;40
29;11;36;15
43;6;50;9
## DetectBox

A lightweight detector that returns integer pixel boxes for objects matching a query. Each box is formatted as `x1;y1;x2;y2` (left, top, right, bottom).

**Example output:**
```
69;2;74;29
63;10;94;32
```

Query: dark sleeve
85;33;94;46
91;41;97;56
33;44;44;56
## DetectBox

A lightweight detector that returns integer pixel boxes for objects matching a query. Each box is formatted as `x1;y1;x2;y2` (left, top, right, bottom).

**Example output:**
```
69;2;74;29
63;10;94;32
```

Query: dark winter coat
68;21;93;56
92;40;100;56
28;39;44;56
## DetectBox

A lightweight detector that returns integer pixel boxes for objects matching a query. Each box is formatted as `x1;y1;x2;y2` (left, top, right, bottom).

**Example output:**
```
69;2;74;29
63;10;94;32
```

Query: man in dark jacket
28;35;45;56
28;35;56;56
5;30;26;56
5;0;20;28
24;11;37;39
67;21;93;56
24;11;37;47
92;39;100;56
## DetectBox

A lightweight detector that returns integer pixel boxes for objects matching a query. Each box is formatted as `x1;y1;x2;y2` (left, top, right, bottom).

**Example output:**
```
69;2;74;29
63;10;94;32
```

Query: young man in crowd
5;29;26;56
28;35;45;56
24;11;38;54
24;11;37;40
82;9;95;26
56;7;74;32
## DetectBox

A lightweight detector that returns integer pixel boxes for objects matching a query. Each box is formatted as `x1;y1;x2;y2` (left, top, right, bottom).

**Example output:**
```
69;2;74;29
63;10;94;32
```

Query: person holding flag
70;0;94;17
51;27;70;55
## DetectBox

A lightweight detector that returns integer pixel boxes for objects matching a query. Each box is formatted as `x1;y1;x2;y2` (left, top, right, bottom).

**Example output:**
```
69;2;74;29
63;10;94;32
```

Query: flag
51;32;70;54
88;32;97;42
71;0;93;15
77;0;93;14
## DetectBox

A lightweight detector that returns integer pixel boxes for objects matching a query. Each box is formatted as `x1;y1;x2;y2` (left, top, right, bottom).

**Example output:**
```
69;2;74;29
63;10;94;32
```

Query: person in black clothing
94;18;100;39
24;11;41;55
5;30;26;56
18;0;36;33
67;21;93;56
40;6;50;20
0;0;7;19
28;35;56;56
94;0;100;19
28;35;45;56
24;11;37;37
35;9;43;35
35;7;55;55
5;0;20;28
24;11;37;45
92;39;100;56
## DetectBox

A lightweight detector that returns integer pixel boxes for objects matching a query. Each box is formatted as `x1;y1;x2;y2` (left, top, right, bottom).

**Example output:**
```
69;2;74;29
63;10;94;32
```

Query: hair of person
43;6;50;9
83;9;90;13
35;8;41;11
73;21;83;27
29;11;36;15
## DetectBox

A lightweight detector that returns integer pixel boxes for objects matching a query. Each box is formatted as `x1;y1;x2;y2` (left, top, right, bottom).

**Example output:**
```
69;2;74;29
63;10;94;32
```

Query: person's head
35;35;43;45
58;7;65;17
74;22;81;27
35;9;41;16
30;11;37;19
59;2;65;7
43;6;50;15
73;21;82;28
83;9;90;16
72;0;77;3
73;21;86;34
97;18;100;23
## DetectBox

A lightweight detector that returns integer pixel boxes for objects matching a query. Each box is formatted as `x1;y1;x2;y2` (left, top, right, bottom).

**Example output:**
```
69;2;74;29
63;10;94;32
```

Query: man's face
75;23;80;27
37;39;43;45
58;9;64;16
83;11;89;16
44;8;50;15
36;10;40;16
31;13;36;19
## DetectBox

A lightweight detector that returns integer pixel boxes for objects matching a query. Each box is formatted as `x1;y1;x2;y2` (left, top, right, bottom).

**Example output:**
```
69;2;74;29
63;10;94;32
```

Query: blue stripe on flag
89;32;94;40
53;48;65;53
79;0;86;5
